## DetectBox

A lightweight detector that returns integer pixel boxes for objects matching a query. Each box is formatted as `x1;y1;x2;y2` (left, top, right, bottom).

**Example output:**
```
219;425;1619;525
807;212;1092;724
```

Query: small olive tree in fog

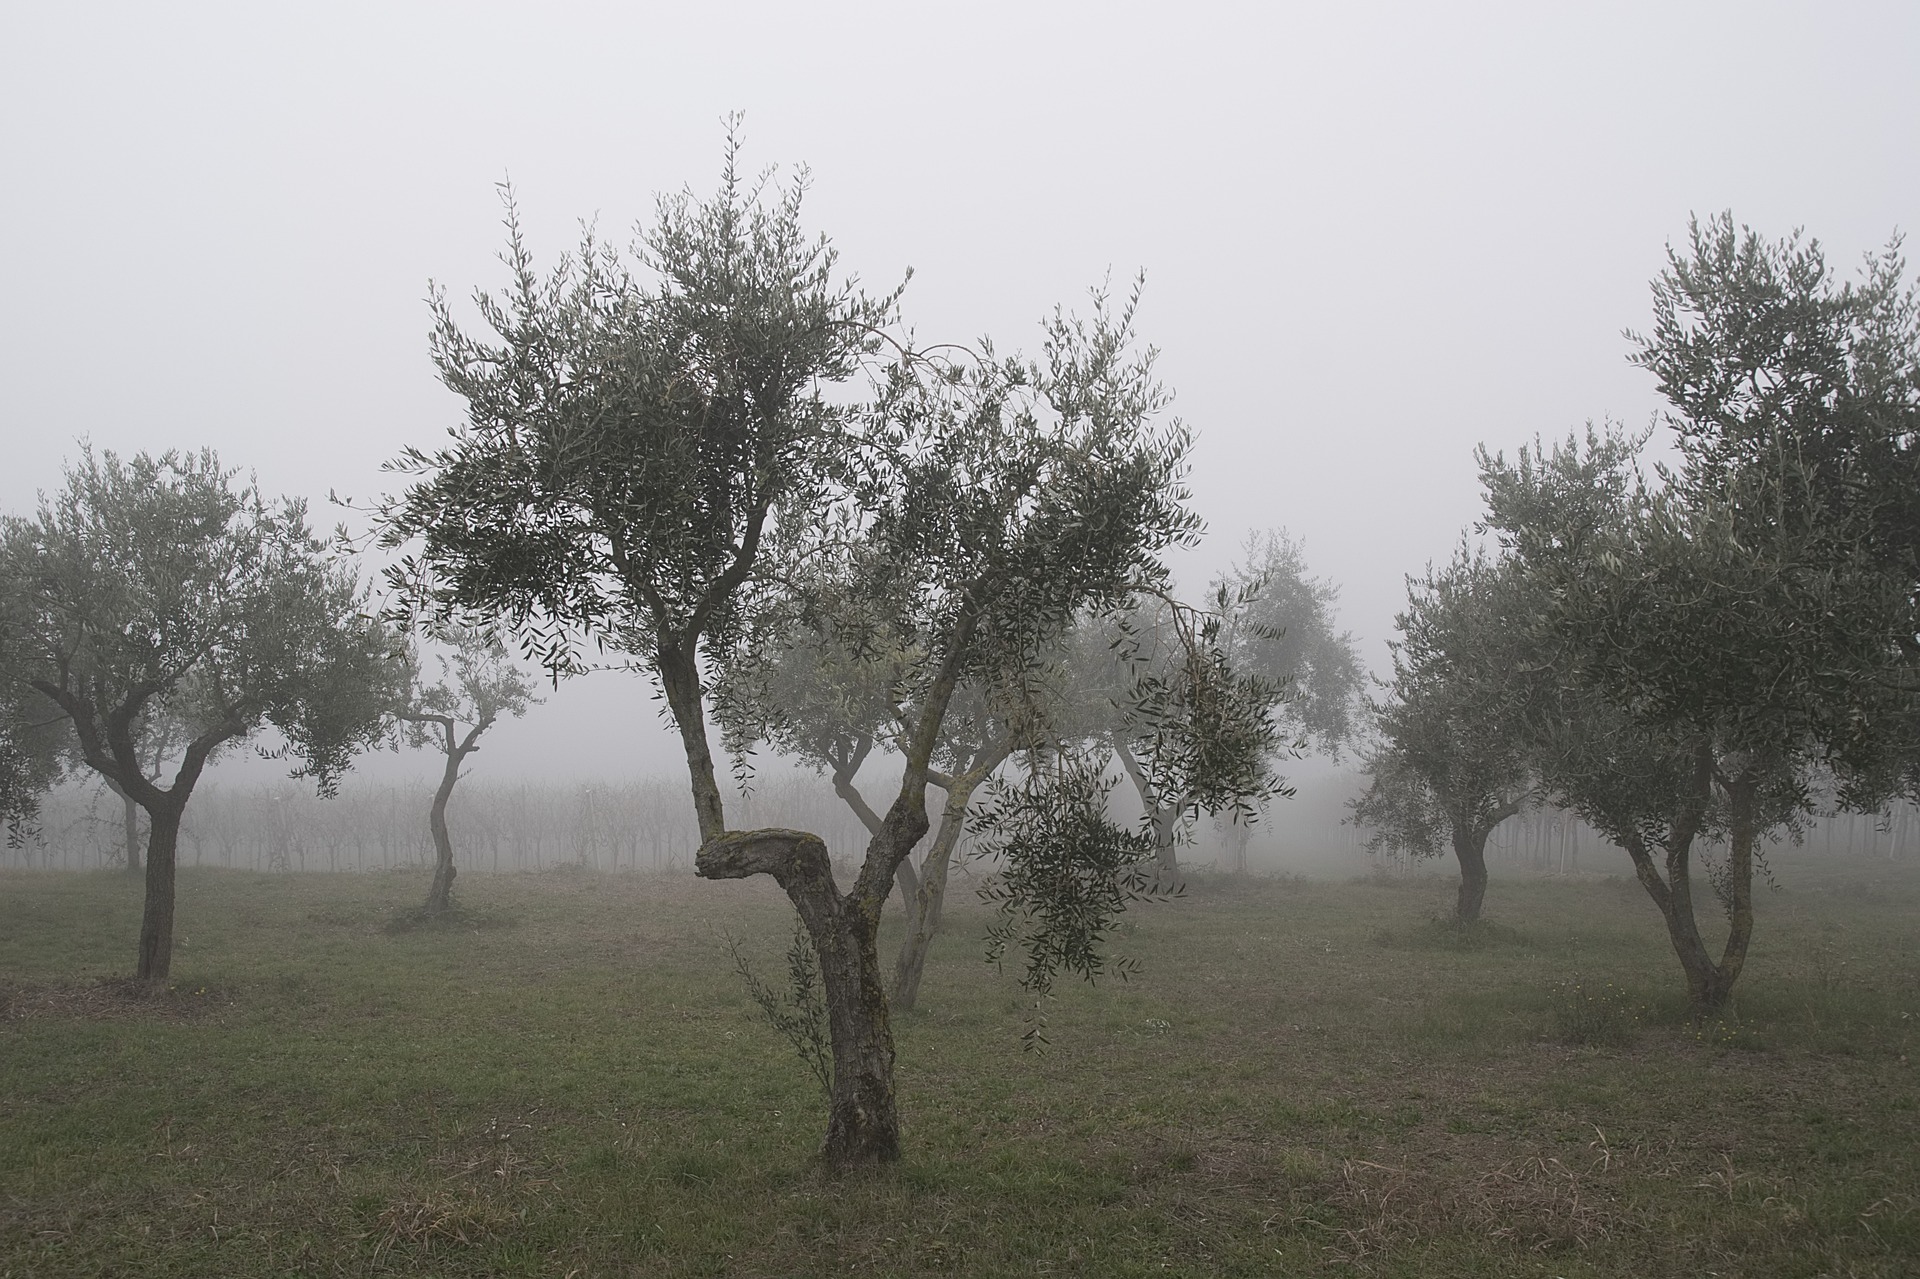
1469;212;1920;1014
1350;547;1535;923
1073;589;1295;882
395;626;540;915
1205;529;1363;867
1;448;398;982
1482;425;1863;1013
379;142;1255;1168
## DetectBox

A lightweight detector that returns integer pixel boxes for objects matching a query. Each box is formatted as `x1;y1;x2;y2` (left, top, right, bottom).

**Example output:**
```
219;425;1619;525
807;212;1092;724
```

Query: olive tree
395;626;540;914
1476;211;1920;1014
1349;546;1536;922
1;447;399;982
379;142;1250;1166
1206;529;1363;868
1626;214;1920;794
1079;585;1296;882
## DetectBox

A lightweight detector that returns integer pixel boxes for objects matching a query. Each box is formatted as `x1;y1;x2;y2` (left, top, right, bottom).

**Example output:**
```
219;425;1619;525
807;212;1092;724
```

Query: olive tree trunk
890;777;975;1012
698;828;909;1166
1614;747;1756;1017
424;752;461;914
134;799;185;982
1451;825;1490;923
395;712;492;916
1446;802;1516;923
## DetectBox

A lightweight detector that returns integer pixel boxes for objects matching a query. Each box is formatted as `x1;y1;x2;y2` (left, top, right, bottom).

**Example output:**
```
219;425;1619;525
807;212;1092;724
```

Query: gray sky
4;1;1917;785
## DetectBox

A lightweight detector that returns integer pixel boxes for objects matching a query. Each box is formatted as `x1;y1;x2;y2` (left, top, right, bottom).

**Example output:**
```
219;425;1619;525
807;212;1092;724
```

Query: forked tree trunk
698;828;906;1166
891;743;1009;1012
890;781;972;1012
396;713;491;916
1618;747;1755;1017
1625;828;1735;1014
135;801;185;983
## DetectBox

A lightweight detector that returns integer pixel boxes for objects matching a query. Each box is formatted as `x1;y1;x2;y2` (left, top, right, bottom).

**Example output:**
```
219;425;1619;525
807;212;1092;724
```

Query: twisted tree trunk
1447;802;1516;923
698;828;908;1166
1617;743;1754;1017
424;751;461;914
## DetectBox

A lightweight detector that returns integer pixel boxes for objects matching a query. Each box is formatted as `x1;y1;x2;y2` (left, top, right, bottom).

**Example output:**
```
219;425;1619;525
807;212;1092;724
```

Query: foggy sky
4;2;1917;786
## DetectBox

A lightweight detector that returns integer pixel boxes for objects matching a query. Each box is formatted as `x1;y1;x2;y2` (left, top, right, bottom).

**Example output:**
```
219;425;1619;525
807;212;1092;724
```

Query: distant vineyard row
12;773;1915;876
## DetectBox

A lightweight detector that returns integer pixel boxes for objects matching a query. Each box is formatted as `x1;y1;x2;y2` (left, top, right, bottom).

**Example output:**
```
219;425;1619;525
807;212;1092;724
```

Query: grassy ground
2;854;1916;1277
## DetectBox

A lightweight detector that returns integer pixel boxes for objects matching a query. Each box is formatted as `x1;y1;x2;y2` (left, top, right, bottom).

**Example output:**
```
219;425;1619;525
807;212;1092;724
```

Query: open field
3;856;1917;1277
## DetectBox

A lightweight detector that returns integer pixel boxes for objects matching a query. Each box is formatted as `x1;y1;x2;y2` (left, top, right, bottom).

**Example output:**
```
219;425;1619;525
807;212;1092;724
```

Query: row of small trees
1353;215;1920;1017
1;137;1344;1169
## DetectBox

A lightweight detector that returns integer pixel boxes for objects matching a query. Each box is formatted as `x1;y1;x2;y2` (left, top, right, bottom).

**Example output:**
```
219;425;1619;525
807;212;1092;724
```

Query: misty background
5;2;1916;862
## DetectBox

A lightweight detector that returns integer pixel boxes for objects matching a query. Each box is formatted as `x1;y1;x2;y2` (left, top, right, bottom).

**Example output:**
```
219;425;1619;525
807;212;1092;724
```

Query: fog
5;2;1917;796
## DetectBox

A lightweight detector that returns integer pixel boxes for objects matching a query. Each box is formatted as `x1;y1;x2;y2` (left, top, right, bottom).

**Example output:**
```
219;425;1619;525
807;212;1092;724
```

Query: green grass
2;855;1918;1276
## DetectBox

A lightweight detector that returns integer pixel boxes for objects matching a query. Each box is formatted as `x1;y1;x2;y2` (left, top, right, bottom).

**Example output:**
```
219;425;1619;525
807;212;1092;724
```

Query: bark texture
1451;826;1490;923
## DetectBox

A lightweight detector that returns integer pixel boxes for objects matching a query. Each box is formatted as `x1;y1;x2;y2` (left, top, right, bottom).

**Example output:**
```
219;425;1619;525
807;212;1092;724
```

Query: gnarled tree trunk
698;827;909;1166
1447;802;1516;923
1451;825;1490;923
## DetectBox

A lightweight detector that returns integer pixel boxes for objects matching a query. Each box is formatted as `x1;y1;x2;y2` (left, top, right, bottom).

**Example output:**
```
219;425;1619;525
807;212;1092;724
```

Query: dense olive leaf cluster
974;753;1163;1011
1625;215;1920;800
1;447;399;980
385;157;896;681
1631;214;1920;594
0;681;67;847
